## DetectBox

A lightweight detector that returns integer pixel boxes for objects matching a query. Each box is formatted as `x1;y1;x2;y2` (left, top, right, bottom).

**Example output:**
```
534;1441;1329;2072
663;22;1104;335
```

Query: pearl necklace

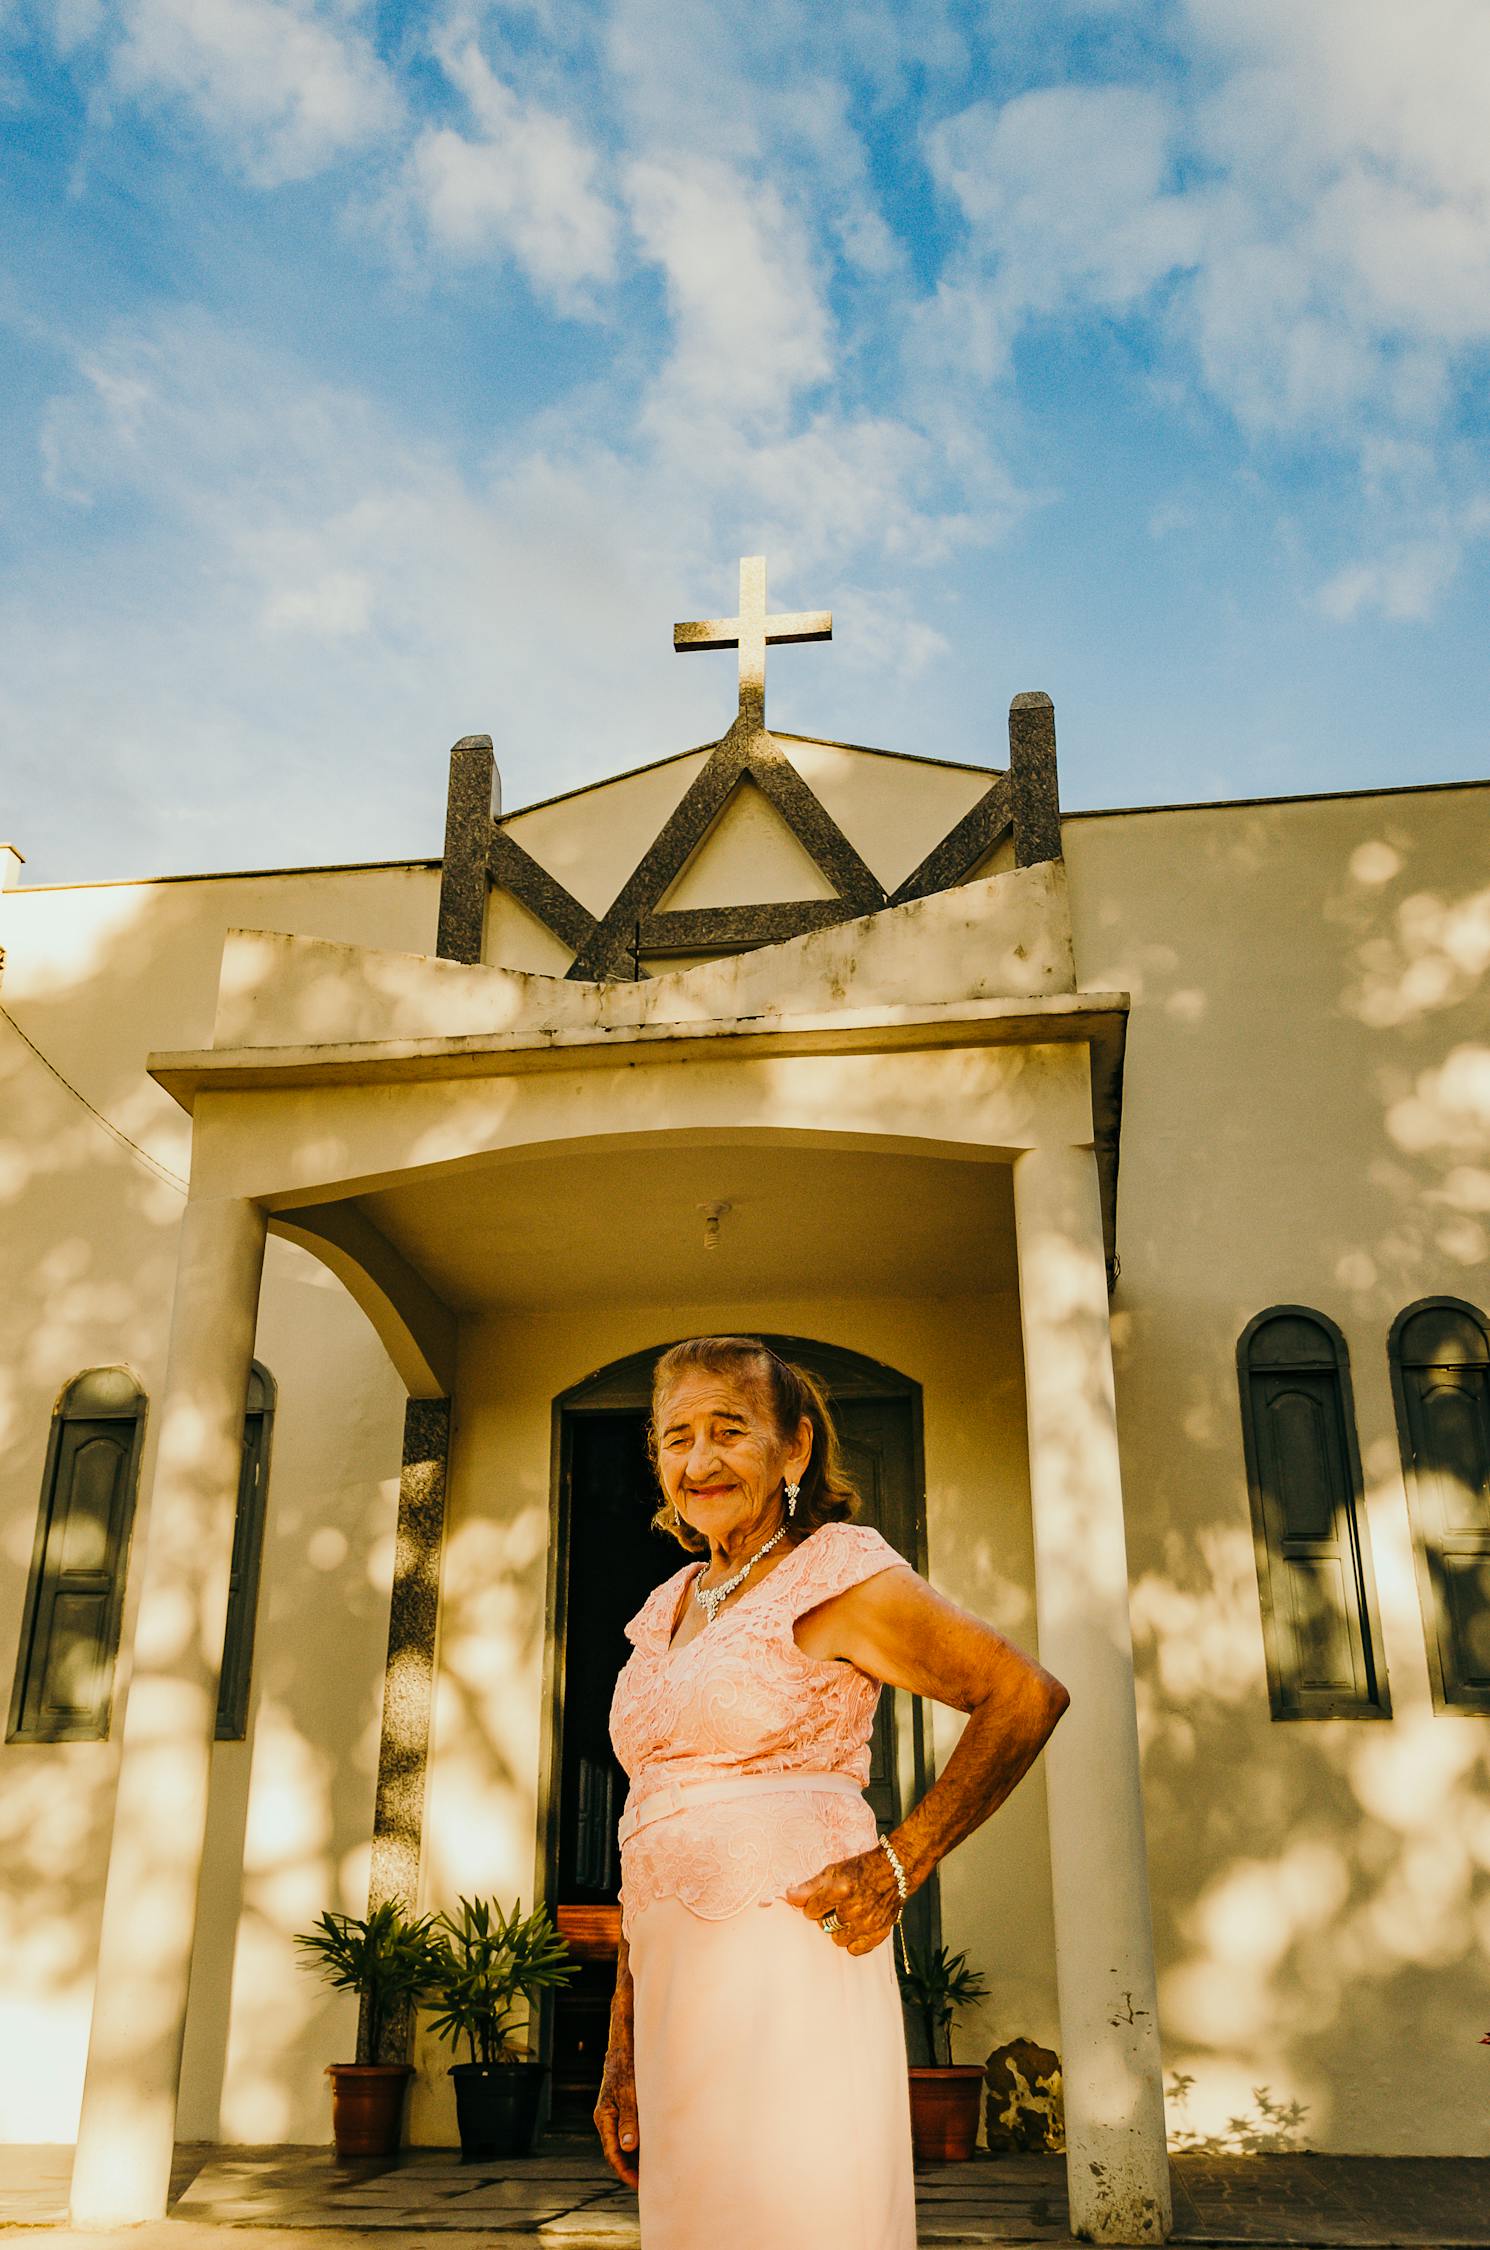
693;1523;789;1627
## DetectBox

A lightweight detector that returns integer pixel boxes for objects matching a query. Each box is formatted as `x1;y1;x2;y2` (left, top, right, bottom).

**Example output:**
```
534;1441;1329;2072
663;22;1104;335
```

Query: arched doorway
545;1335;935;2118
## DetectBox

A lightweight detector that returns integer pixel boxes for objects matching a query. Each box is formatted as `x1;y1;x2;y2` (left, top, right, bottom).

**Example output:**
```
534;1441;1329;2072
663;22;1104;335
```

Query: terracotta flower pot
325;2063;413;2159
908;2065;985;2161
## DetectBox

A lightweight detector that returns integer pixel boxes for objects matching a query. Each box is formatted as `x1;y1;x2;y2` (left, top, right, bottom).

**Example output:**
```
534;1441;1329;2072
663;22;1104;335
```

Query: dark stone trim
435;738;498;964
1008;694;1063;867
436;733;597;967
745;740;885;915
565;732;754;979
438;698;1064;981
565;727;888;981
891;772;1013;905
362;1396;451;2064
489;829;597;959
641;899;850;953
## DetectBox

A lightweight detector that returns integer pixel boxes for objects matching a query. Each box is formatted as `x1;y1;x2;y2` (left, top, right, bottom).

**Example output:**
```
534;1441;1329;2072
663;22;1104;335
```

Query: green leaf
422;1898;576;2067
293;1899;443;2062
895;1939;991;2067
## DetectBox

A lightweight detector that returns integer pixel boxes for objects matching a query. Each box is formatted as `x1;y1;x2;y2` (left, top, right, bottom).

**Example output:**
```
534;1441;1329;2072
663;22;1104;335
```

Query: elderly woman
596;1335;1068;2250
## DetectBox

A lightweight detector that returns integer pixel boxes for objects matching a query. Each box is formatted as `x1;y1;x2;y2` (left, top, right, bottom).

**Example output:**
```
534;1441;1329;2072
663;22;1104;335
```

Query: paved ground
2;2142;1488;2246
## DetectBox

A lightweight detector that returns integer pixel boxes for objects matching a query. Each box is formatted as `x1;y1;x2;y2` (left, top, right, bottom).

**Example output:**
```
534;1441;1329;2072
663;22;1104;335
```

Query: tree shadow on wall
1092;800;1490;2154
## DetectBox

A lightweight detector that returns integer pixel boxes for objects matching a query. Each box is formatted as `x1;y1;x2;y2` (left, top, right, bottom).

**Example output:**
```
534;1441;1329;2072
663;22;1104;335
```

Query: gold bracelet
878;1835;913;1972
878;1832;909;1909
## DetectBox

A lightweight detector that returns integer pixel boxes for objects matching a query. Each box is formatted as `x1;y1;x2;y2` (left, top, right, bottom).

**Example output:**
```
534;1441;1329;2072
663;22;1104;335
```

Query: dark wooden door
550;1412;676;2121
557;1412;675;1908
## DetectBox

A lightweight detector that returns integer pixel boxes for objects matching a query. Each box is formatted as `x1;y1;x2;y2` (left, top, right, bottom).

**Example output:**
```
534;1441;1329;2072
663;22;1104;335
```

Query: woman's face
655;1370;809;1547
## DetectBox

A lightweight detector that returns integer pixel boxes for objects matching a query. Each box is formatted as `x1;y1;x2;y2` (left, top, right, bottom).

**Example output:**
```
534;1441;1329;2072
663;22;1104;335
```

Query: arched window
7;1369;146;1743
1388;1299;1490;1713
1237;1309;1389;1720
216;1361;275;1741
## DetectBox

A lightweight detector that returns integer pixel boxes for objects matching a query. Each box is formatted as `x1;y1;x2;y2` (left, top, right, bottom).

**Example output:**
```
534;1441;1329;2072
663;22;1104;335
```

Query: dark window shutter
216;1363;274;1741
8;1370;145;1743
1389;1299;1490;1713
1238;1310;1389;1719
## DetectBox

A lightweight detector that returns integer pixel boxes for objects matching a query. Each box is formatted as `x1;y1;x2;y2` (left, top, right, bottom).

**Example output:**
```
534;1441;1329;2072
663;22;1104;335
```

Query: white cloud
615;146;998;565
65;0;401;185
1317;544;1460;626
922;0;1490;616
928;84;1203;379
1190;0;1490;211
402;35;617;307
1191;1;1490;440
605;0;916;305
1316;496;1490;623
262;567;374;638
829;585;950;679
10;304;987;879
12;315;699;869
627;156;831;429
934;85;1191;302
933;0;1490;429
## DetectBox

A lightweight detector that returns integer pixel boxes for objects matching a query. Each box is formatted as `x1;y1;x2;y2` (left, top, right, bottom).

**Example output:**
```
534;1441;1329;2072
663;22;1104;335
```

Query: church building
1;561;1486;2243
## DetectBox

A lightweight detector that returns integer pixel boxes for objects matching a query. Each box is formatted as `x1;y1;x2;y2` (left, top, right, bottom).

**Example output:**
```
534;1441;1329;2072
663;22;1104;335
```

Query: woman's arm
784;1569;1068;1955
593;1930;640;2186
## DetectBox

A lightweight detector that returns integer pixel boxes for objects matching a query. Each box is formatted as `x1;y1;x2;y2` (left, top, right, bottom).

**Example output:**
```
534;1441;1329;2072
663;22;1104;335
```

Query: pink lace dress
609;1521;917;2250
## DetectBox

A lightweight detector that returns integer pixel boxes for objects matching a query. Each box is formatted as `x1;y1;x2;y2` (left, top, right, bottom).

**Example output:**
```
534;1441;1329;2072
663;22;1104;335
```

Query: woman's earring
785;1480;801;1518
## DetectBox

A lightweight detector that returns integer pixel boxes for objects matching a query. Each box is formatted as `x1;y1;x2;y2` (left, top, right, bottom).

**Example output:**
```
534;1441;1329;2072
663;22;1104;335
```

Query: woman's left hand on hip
784;1847;903;1954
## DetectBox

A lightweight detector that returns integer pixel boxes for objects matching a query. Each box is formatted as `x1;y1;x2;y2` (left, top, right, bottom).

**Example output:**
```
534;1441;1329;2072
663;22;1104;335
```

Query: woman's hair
648;1335;861;1552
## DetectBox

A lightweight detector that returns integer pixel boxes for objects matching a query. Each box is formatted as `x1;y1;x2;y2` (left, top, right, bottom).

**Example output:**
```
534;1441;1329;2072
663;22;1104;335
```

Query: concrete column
1012;1142;1171;2246
71;1195;267;2229
361;1397;452;2063
435;734;497;964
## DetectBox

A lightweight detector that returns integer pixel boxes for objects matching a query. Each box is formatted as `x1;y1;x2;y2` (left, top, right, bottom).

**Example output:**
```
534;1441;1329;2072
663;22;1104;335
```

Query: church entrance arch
543;1334;934;2119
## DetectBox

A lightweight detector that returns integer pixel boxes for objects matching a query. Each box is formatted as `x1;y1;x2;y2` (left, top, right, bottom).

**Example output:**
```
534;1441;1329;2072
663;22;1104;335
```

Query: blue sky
3;0;1489;882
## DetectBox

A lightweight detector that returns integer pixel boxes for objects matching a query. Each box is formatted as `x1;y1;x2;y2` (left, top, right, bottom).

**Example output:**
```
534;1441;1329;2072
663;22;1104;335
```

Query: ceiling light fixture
698;1200;733;1251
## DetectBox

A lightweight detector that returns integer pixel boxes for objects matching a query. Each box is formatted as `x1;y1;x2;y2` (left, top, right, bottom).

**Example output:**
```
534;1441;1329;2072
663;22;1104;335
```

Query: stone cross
673;555;831;733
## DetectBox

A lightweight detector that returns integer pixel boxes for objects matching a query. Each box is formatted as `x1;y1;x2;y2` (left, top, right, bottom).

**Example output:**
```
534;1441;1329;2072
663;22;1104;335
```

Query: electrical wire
0;1000;188;1193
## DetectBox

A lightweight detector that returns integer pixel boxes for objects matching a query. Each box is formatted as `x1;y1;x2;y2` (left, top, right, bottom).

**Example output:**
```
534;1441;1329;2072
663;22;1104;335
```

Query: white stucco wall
0;865;435;2141
1065;782;1490;2156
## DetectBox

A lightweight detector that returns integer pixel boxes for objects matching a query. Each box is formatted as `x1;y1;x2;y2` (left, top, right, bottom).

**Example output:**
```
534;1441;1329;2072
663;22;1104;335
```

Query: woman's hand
594;2038;640;2188
791;1568;1069;1907
595;1932;639;2188
784;1844;904;1956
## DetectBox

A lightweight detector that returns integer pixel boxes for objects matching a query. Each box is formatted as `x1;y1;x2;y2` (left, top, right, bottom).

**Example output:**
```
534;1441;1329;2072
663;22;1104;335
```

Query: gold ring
820;1911;841;1934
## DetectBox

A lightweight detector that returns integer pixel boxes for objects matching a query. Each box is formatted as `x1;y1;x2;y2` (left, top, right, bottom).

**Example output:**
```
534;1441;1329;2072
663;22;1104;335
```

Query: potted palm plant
898;1938;991;2160
426;1896;575;2160
295;1899;440;2158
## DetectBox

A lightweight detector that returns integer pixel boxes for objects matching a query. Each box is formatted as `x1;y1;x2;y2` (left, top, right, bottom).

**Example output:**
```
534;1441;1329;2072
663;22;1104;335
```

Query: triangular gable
437;706;1059;981
567;726;886;978
656;776;840;913
431;551;1061;979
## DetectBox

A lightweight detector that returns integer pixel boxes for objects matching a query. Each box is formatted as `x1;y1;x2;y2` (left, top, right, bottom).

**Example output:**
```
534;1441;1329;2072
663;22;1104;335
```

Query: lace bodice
608;1521;910;1928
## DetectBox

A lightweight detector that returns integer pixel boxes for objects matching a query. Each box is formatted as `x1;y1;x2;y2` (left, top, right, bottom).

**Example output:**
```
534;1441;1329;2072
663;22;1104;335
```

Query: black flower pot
450;2061;548;2160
